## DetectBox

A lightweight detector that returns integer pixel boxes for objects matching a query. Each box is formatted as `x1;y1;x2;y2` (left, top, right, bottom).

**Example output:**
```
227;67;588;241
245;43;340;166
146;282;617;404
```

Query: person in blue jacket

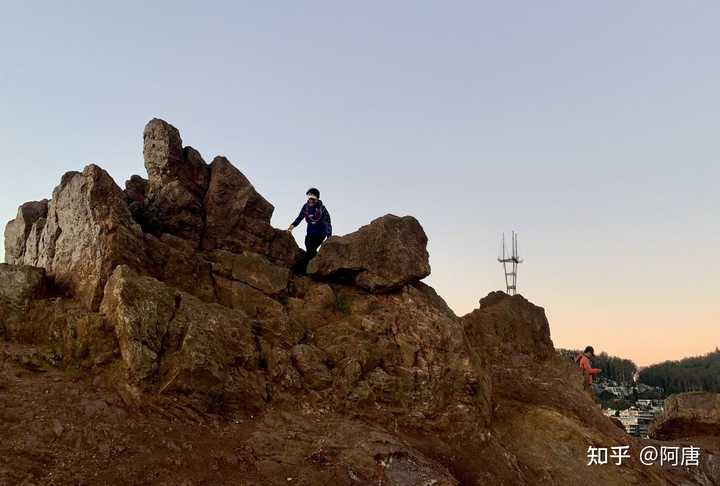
288;187;332;273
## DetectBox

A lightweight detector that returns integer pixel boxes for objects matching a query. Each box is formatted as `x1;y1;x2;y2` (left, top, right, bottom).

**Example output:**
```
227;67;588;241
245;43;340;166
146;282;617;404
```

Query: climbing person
287;187;332;274
575;346;602;390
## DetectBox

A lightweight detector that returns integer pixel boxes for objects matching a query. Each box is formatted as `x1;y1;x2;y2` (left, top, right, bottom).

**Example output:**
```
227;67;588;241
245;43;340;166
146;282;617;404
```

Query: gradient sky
1;1;718;366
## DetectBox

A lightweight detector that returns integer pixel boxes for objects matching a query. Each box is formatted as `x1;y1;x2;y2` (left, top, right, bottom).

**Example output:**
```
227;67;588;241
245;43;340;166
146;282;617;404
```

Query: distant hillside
639;349;720;395
558;348;638;385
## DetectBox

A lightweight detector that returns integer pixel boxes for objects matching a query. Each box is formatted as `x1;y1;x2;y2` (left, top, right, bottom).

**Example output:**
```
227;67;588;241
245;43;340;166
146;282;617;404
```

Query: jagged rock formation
3;200;48;265
1;119;719;485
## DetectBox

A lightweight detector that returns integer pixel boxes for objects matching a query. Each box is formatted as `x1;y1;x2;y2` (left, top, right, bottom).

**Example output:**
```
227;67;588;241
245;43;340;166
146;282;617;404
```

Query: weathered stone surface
202;156;302;267
32;165;146;310
0;264;46;311
650;392;720;440
100;266;176;383
4;200;48;265
463;291;555;362
214;276;285;319
458;293;719;486
101;266;267;409
248;412;460;486
124;174;147;222
296;282;491;425
4;166;221;311
286;281;336;330
307;214;431;291
206;249;289;295
290;344;332;390
142;119;210;243
21;215;47;267
142;233;216;303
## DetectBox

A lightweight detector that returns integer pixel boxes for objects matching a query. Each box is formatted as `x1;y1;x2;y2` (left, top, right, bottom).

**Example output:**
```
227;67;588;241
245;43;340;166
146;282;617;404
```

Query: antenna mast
498;231;523;295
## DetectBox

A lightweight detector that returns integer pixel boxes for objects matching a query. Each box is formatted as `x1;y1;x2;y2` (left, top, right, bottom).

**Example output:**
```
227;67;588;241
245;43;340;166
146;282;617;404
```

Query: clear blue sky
2;1;718;365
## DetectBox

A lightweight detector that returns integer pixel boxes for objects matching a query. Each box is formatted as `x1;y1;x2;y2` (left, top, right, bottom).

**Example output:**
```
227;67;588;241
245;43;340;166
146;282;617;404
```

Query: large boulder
287;280;492;427
650;392;720;440
307;214;431;292
202;156;301;267
29;165;147;310
206;249;290;296
0;264;46;337
101;266;268;410
463;291;555;362
4;164;226;311
141;233;216;303
4;200;48;265
0;264;46;311
458;293;720;486
141;119;210;243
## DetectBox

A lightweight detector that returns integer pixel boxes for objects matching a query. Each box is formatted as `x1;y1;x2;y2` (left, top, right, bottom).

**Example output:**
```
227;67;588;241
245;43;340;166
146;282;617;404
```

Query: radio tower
498;231;523;295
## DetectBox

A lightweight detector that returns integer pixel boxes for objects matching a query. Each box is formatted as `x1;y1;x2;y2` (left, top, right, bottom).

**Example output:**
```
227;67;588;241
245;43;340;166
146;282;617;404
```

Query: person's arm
288;205;305;231
324;207;332;237
580;357;602;375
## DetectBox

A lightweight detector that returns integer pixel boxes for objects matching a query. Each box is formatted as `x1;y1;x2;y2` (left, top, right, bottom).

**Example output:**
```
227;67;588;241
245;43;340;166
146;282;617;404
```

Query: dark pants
298;233;326;274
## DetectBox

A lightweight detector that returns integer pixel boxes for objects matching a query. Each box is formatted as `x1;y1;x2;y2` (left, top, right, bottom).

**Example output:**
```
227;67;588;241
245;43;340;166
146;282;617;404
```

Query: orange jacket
576;354;601;384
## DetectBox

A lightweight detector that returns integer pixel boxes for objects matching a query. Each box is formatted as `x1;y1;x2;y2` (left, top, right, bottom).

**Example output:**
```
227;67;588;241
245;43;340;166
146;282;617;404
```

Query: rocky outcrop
650;392;720;440
3;199;48;266
96;261;490;424
136;119;301;266
15;166;146;310
3;120;303;310
3;118;719;485
463;291;555;363
307;214;431;291
142;119;209;243
124;174;147;222
0;264;46;311
101;266;268;410
202;156;301;267
205;248;290;296
0;264;46;338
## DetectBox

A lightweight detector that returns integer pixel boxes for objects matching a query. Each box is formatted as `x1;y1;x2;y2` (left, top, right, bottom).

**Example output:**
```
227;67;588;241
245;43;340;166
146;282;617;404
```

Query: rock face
2;118;719;485
463;291;555;363
0;264;46;311
0;264;46;337
136;119;301;266
10;165;146;310
4;199;48;266
461;293;720;486
650;392;720;440
101;266;268;410
124;174;147;222
142;119;209;243
202;156;301;267
307;214;431;291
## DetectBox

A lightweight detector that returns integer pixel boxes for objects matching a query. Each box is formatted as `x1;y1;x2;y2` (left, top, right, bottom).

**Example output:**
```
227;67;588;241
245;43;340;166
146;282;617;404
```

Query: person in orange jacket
575;346;602;387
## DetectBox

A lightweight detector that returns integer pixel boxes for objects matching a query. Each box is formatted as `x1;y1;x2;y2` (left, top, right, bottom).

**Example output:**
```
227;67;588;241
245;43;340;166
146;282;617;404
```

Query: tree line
638;348;720;395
